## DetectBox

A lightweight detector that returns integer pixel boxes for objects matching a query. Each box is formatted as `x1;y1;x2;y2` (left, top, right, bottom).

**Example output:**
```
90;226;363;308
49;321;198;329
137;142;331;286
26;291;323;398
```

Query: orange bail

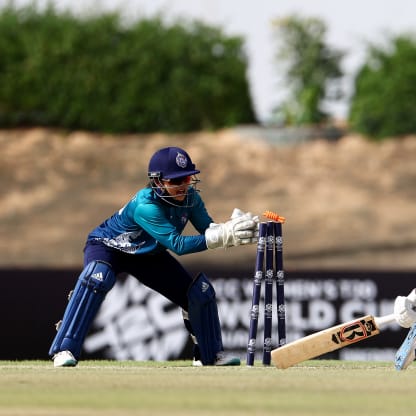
263;210;286;223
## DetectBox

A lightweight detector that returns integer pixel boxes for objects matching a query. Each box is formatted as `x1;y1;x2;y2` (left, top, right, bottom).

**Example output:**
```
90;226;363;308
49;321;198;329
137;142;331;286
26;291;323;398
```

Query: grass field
0;360;415;416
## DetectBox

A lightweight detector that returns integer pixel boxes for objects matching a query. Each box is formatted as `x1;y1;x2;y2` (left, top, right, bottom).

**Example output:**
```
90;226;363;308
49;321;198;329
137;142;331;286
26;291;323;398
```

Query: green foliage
349;35;416;139
0;6;255;132
272;15;344;125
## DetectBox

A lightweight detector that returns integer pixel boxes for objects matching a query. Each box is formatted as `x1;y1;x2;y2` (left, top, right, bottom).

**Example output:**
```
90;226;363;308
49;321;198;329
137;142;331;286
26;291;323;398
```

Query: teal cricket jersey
87;187;212;255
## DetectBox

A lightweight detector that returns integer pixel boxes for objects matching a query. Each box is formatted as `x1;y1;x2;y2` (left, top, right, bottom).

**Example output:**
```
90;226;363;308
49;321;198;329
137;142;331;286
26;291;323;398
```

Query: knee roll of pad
187;273;223;365
49;260;116;359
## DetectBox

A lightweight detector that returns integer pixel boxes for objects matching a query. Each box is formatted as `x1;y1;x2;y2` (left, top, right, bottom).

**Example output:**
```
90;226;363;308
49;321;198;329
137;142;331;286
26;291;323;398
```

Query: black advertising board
0;267;414;362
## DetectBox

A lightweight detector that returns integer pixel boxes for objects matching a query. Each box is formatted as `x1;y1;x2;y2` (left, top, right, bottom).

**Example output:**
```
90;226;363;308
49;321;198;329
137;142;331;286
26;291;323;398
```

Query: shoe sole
193;358;241;367
215;358;241;366
395;324;416;370
54;360;77;368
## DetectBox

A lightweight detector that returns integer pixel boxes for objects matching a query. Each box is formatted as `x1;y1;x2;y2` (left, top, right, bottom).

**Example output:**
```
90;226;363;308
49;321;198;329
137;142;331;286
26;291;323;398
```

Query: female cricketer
49;146;259;367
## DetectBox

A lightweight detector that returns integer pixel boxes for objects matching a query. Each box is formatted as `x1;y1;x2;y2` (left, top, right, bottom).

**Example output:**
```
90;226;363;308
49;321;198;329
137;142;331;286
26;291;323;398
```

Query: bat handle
374;313;396;328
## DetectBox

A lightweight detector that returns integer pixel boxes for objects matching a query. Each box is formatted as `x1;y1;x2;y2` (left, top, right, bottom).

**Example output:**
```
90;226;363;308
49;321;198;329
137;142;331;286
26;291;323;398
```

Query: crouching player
394;289;416;370
49;146;259;367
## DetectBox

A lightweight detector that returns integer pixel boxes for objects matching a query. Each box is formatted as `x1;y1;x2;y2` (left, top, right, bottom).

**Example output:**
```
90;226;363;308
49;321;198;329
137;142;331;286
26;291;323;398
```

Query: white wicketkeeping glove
205;213;258;249
394;289;416;328
230;208;259;244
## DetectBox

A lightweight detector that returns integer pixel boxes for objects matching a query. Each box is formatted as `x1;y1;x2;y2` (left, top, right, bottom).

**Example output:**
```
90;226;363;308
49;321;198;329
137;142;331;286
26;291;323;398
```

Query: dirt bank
2;127;416;270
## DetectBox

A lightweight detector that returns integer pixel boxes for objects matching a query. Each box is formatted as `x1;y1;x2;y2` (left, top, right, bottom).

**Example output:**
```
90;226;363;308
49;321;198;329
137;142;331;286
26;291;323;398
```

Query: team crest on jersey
176;152;187;168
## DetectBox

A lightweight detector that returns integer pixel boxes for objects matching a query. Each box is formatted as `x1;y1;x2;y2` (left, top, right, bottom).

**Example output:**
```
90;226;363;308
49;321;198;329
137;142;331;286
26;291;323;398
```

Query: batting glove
394;289;416;328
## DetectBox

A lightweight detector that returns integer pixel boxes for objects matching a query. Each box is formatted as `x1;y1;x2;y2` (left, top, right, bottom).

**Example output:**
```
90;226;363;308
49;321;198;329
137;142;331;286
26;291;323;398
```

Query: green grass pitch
0;360;415;415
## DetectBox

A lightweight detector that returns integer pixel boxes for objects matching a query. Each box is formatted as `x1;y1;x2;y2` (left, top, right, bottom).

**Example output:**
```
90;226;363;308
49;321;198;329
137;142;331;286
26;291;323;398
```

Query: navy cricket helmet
148;147;200;180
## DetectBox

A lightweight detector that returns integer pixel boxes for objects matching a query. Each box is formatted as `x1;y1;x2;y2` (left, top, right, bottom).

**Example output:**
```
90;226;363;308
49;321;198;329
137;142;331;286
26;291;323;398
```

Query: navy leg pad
49;260;116;359
187;273;223;365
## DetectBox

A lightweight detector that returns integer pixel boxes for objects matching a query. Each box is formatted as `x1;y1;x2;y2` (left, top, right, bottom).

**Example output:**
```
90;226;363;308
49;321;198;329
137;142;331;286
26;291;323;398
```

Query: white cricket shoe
395;324;416;370
192;352;241;367
192;359;203;367
53;350;78;368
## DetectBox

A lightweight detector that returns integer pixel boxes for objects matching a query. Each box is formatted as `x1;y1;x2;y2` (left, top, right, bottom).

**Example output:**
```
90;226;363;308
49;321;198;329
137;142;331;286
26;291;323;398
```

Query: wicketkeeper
49;146;259;367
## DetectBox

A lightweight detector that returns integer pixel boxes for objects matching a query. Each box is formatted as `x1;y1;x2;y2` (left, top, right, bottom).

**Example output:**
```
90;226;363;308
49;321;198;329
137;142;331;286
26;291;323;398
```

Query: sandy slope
2;127;416;270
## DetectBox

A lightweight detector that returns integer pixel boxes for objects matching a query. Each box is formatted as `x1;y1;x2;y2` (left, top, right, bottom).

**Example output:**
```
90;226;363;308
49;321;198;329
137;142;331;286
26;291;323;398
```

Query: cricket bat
271;314;396;369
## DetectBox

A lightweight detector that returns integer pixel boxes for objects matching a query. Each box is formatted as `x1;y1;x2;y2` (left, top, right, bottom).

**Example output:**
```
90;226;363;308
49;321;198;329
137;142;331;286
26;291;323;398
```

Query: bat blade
271;314;395;369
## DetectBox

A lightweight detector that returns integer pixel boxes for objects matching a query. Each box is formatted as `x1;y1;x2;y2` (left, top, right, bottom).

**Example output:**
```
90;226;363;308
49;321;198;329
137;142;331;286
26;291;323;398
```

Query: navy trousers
84;242;193;311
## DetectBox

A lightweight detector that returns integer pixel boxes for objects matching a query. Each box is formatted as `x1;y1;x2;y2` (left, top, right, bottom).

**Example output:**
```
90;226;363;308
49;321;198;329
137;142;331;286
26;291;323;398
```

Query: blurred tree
0;6;255;133
349;35;416;139
272;15;344;125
